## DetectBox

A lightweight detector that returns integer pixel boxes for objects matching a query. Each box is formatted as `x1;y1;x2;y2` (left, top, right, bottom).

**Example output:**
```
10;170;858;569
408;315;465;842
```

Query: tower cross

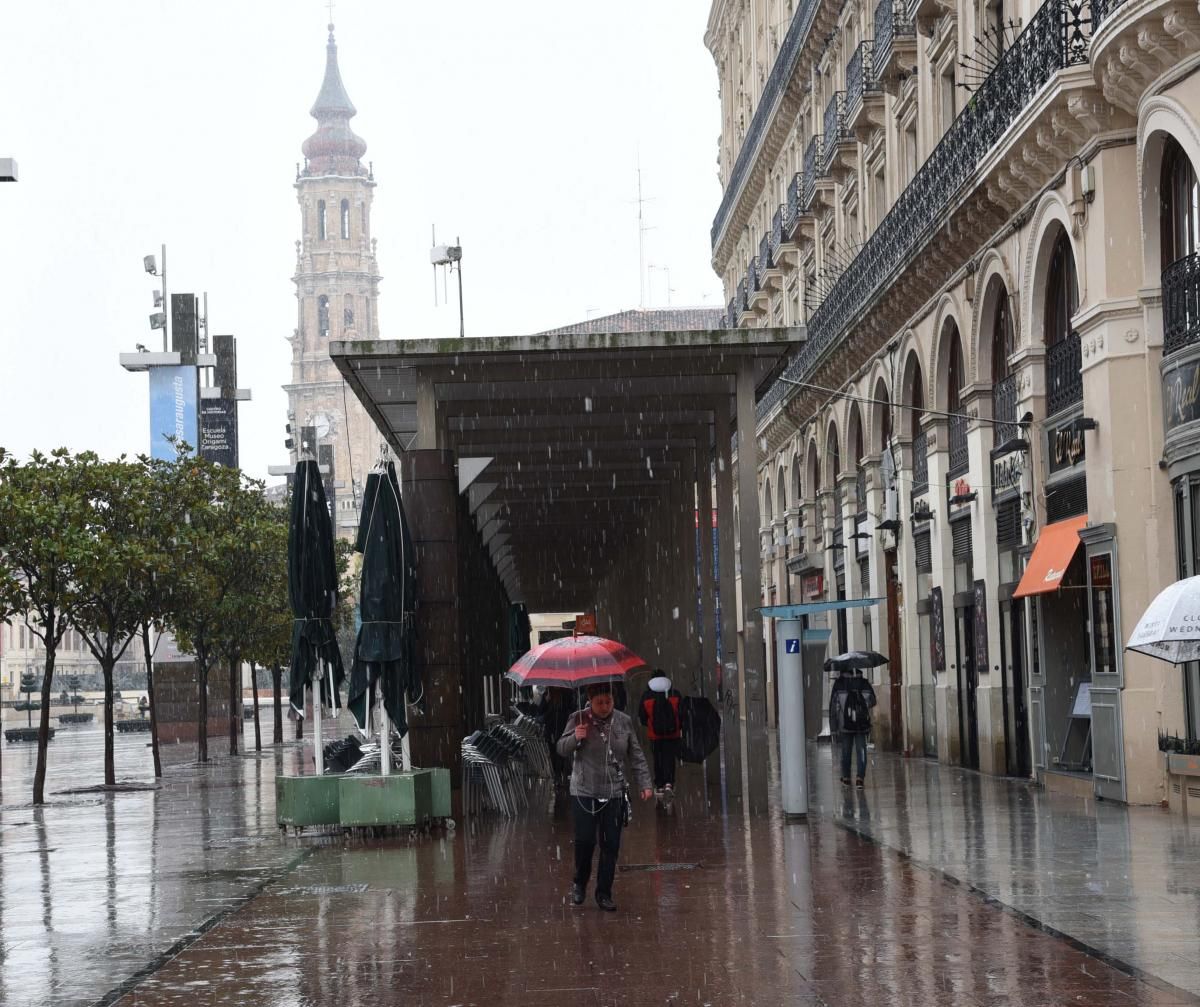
326;0;335;25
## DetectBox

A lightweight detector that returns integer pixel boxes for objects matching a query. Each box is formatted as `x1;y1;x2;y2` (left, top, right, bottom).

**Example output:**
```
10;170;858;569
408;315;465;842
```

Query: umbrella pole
401;731;412;772
312;672;325;776
380;701;391;776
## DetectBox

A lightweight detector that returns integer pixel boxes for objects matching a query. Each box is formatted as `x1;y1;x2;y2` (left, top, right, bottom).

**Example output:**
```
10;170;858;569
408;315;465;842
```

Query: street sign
785;638;800;654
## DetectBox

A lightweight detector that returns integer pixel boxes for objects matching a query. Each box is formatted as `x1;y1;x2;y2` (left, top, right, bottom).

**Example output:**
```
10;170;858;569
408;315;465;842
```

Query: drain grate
280;883;369;895
618;862;701;873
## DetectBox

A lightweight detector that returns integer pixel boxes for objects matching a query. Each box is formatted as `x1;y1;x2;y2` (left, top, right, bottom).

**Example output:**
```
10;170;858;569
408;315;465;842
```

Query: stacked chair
461;712;554;817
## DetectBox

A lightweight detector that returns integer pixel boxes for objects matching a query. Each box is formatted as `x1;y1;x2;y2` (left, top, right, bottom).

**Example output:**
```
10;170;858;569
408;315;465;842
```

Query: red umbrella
505;635;647;689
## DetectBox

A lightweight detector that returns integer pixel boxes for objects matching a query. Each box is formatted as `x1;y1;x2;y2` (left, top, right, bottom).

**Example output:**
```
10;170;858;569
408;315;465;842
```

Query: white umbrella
1126;575;1200;664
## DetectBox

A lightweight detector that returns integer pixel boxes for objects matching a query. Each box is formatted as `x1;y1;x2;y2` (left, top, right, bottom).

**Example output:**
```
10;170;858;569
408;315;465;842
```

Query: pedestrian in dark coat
829;668;876;788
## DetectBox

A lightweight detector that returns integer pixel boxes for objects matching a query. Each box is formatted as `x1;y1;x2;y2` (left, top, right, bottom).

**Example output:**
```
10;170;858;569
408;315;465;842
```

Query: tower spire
301;23;367;177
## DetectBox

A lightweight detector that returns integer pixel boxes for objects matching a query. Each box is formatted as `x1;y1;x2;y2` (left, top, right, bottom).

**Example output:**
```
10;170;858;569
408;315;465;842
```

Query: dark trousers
572;797;624;897
651;738;679;788
840;732;868;779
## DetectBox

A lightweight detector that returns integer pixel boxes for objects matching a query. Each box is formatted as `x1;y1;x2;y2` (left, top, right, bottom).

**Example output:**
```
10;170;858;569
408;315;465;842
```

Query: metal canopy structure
330;329;798;612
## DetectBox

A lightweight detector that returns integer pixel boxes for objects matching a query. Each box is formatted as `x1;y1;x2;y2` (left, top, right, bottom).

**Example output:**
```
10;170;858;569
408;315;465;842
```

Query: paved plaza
4;726;1200;1005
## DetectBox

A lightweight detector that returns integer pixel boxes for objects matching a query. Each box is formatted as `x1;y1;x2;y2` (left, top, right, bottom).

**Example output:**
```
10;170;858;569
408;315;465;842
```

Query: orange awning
1013;515;1088;599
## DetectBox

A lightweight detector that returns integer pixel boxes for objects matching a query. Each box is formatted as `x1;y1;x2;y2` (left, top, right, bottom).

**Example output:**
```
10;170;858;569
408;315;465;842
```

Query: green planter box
339;771;433;827
428;767;452;819
276;774;342;827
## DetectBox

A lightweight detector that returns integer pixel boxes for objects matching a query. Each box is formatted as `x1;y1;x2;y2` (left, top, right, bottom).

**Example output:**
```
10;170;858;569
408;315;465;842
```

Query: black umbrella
347;463;420;749
823;650;888;674
679;696;721;764
287;460;345;773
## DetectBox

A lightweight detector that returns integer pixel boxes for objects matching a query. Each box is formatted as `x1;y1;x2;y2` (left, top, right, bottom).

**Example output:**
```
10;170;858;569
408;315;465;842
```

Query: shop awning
1013;515;1088;599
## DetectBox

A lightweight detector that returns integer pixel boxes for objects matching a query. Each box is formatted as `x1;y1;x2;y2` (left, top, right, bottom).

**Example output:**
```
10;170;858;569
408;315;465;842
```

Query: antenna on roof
430;225;465;338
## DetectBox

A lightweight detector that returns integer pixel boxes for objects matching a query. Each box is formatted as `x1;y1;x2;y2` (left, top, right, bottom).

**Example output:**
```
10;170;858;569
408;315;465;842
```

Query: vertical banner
973;580;989;678
199;399;238;467
171;293;198;365
149;365;199;461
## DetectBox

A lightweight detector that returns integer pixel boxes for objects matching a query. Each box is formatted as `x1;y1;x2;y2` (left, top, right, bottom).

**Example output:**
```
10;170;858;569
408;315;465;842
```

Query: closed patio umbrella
288;459;345;774
347;462;419;772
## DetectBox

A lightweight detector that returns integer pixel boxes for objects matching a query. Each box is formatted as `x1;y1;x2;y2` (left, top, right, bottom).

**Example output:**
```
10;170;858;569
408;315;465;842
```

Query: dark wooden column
399;449;463;778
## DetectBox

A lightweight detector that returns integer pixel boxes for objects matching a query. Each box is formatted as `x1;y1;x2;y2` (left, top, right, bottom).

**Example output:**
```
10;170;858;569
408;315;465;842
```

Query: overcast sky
0;1;723;484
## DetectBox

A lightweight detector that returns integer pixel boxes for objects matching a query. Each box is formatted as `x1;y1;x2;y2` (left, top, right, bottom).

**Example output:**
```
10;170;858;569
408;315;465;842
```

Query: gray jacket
557;708;652;799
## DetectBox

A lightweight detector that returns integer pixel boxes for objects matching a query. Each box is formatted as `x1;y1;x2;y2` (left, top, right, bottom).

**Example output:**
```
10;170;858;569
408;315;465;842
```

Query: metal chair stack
507;711;553;779
461;722;534;817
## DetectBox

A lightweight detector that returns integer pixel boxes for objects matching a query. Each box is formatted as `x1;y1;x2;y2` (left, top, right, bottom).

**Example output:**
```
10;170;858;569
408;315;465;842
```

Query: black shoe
595;894;616;912
855;777;865;789
570;884;585;906
840;777;852;787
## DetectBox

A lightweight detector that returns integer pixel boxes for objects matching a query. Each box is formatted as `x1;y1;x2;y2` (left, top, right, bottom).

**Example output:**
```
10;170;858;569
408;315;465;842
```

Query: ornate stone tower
286;23;382;532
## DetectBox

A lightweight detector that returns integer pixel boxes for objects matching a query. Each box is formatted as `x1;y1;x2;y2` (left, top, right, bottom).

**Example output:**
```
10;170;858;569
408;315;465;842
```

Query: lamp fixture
876;518;903;533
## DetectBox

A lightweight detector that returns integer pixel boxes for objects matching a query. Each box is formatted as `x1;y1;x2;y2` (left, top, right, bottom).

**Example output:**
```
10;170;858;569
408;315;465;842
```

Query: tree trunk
251;661;262;753
103;656;116;787
196;647;209;764
228;654;240;757
142;624;162;779
32;635;57;806
271;665;283;745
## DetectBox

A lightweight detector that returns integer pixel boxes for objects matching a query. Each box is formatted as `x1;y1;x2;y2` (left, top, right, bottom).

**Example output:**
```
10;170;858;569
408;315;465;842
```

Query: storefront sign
991;446;1025;500
1164;357;1200;431
574;613;597;636
973;580;989;677
930;586;946;673
1047;418;1086;476
802;573;825;602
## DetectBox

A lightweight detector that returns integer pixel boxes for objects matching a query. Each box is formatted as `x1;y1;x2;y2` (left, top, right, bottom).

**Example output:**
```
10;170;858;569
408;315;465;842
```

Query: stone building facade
284;25;384;534
707;0;1200;804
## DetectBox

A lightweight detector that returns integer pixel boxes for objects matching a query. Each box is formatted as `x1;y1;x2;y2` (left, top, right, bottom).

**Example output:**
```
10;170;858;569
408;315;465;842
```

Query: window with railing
948;413;969;477
1044;228;1081;415
822;93;846;173
1165;253;1200;356
803;135;823;206
1046;332;1083;415
1162;137;1200;357
771;205;785;257
874;0;914;69
846;40;878;117
759;232;773;274
993;373;1018;446
912;431;929;498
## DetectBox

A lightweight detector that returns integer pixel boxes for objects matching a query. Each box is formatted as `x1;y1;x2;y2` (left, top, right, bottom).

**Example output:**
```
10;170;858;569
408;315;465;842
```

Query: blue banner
148;365;198;460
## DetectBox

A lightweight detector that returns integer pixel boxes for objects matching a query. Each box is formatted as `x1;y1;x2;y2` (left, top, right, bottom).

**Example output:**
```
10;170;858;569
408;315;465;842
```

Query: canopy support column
715;400;742;798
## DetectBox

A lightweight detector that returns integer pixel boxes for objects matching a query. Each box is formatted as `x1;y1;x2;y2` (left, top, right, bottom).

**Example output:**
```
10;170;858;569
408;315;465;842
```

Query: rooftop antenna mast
430;225;465;338
635;153;656;310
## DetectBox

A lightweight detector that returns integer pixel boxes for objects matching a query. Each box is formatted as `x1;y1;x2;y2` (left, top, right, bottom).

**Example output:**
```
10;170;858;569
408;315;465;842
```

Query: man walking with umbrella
828;653;880;788
557;682;653;911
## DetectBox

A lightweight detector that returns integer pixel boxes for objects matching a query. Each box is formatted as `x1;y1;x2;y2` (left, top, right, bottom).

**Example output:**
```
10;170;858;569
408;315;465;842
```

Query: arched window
1044;229;1081;414
947;326;968;476
344;293;355;329
909;374;925;440
317;200;327;241
764;477;773;521
317;295;330;338
340;199;350;240
991;286;1014;382
1162;137;1200;267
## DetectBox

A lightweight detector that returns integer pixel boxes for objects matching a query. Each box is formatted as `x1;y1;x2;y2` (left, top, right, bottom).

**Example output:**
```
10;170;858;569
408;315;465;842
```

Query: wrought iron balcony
802;135;824;209
710;0;824;248
736;277;749;314
771;205;785;258
911;431;929;500
748;257;762;294
948;413;969;477
874;0;916;79
785;172;803;231
759;232;774;274
1164;251;1200;357
755;0;1092;424
1046;332;1083;416
822;93;848;174
725;298;737;329
1091;0;1125;28
846;40;881;120
992;374;1018;447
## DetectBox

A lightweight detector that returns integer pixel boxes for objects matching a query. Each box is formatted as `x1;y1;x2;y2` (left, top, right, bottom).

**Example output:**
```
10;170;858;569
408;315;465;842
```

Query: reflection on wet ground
4;726;1200;1005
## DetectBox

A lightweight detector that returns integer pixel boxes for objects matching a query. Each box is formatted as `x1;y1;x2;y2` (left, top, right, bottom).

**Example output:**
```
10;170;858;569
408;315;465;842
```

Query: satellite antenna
430;225;465;338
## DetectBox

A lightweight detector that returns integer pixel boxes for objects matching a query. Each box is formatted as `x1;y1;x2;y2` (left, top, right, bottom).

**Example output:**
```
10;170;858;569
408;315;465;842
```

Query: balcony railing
711;0;824;247
755;0;1092;423
737;277;749;313
1091;0;1125;28
912;431;929;499
1046;332;1083;416
803;135;823;209
748;257;762;294
993;373;1018;447
846;40;880;117
771;205;785;257
822;93;848;173
759;232;774;275
725;298;737;329
948;413;969;477
874;0;915;71
786;172;803;230
1164;251;1200;357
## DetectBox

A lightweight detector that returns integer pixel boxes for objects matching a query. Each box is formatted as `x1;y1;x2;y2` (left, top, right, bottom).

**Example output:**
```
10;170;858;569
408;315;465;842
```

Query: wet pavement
4;725;1200;1005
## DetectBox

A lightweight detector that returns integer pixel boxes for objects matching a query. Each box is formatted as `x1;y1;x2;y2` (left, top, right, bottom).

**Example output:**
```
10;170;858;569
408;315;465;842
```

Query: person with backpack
829;667;877;788
638;673;683;797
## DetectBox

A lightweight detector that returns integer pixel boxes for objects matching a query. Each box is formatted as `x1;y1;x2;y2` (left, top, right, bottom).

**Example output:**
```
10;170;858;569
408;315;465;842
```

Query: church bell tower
286;23;382;531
